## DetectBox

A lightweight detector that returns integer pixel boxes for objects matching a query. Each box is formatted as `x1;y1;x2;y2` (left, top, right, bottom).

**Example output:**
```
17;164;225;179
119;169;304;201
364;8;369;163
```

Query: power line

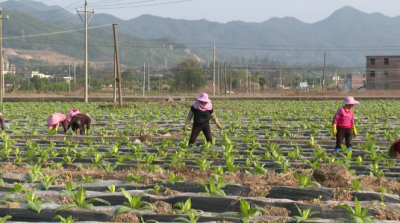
94;0;191;9
2;23;112;40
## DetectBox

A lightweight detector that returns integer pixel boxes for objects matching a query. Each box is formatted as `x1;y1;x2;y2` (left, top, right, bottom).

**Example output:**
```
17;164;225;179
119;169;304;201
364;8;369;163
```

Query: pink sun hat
344;96;360;105
197;93;211;103
47;113;61;127
67;109;81;123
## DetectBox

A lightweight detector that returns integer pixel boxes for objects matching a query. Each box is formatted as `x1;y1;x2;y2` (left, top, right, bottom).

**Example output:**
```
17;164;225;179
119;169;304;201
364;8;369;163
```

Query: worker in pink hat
332;96;360;153
47;113;68;133
66;109;81;128
70;113;91;135
184;93;223;148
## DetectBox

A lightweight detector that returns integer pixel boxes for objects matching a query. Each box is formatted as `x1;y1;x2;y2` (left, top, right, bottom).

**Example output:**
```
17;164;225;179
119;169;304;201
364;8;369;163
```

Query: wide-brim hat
47;114;60;126
67;109;81;122
389;139;400;158
197;93;211;103
344;96;360;105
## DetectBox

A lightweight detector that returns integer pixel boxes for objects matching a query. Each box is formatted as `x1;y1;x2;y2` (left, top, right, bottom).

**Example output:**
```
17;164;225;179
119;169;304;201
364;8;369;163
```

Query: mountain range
2;0;400;67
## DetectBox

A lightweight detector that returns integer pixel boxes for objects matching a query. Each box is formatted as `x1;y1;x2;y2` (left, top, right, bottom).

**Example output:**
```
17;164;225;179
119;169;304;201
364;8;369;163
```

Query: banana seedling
333;197;375;222
115;191;156;215
293;173;321;189
105;184;125;193
25;190;43;214
55;186;110;213
157;172;185;185
40;174;59;190
218;198;268;223
172;198;203;214
196;174;227;197
173;211;210;223
292;204;321;223
53;215;77;223
0;216;11;223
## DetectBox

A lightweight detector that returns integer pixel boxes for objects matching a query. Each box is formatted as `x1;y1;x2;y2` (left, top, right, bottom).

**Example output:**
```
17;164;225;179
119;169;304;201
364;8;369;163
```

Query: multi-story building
365;55;400;90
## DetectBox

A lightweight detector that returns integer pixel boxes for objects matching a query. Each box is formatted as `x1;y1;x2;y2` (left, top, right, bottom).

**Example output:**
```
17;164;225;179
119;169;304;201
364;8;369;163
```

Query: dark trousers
189;122;212;145
335;127;352;149
71;119;85;135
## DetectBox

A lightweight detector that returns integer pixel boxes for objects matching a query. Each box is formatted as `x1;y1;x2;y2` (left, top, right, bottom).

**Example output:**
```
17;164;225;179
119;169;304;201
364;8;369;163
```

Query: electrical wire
94;0;191;9
2;23;112;40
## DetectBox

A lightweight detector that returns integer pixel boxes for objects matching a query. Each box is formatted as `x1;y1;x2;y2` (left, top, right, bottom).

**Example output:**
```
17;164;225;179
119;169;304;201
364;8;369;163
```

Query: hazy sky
0;0;395;66
27;0;400;23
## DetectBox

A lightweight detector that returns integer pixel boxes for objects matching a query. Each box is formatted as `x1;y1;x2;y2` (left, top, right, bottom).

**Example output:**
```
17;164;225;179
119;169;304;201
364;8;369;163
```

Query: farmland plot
0;100;400;222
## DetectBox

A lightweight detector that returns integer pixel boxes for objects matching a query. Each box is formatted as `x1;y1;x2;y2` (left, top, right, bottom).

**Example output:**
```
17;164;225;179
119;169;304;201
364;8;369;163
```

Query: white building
23;71;51;79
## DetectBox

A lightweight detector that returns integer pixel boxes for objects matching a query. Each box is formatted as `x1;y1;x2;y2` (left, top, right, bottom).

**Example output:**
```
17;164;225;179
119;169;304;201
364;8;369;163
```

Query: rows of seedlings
0;100;399;222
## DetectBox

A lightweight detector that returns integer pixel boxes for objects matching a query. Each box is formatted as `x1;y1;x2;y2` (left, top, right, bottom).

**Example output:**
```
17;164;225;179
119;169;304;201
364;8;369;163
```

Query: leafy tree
259;77;266;91
172;59;206;92
121;70;134;81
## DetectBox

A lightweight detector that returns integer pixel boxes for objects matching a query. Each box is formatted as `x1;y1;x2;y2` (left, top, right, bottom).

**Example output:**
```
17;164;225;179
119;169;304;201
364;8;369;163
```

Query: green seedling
219;198;268;223
55;186;110;213
196;174;227;197
172;198;202;214
213;165;225;175
25;190;43;214
63;156;75;164
293;173;321;189
0;216;11;223
53;215;77;223
158;172;185;185
40;174;59;190
378;186;392;207
173;212;210;223
63;181;77;192
333;197;375;223
146;183;164;195
196;157;213;171
125;171;145;183
6;182;26;194
292;204;321;223
105;184;125;193
116;191;156;215
346;179;371;191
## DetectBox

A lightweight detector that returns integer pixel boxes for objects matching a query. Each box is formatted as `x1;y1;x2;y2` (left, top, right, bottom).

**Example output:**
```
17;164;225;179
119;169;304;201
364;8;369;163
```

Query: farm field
0;100;400;222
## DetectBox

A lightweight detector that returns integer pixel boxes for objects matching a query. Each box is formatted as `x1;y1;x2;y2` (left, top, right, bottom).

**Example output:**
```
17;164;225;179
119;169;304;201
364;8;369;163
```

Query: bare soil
375;207;400;220
57;196;75;205
313;165;353;188
163;188;181;196
263;206;291;216
7;202;20;208
332;188;353;201
109;213;140;223
154;201;174;214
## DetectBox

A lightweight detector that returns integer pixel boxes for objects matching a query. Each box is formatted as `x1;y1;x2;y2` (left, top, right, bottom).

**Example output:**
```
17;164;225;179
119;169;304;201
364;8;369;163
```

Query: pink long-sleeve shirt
332;107;354;129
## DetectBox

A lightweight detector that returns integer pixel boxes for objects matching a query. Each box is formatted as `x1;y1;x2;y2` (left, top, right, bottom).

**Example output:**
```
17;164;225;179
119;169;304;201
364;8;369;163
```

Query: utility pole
113;48;116;102
229;65;231;95
279;70;282;86
322;50;327;91
335;66;338;92
224;63;227;95
219;66;222;95
77;0;94;103
113;24;122;106
246;65;249;94
0;8;8;103
212;44;215;96
68;63;71;93
147;63;150;92
73;61;76;85
143;63;145;97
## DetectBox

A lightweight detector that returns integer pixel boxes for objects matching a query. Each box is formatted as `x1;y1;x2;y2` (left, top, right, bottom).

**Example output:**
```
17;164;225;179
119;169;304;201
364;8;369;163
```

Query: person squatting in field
332;96;360;153
0;113;5;130
184;93;223;148
47;113;68;133
388;139;400;158
70;113;91;135
66;109;81;129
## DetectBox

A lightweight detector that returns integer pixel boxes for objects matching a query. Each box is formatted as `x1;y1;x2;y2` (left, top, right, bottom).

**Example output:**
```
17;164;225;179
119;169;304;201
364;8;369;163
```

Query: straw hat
388;139;400;158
